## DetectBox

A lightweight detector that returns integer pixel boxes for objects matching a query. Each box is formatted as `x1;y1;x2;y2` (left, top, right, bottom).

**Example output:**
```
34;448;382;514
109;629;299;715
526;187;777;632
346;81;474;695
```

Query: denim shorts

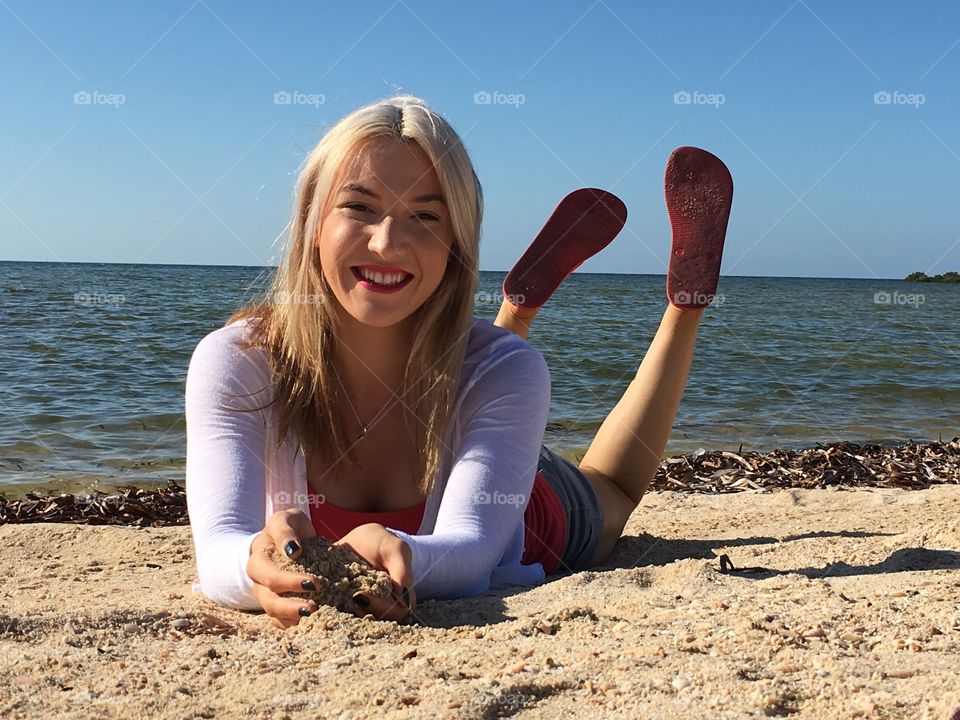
537;445;605;575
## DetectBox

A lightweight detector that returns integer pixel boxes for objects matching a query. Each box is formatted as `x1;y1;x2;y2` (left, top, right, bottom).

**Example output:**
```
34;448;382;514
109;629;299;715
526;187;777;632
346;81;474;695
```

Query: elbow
195;573;261;611
416;562;492;602
421;577;491;602
191;534;262;611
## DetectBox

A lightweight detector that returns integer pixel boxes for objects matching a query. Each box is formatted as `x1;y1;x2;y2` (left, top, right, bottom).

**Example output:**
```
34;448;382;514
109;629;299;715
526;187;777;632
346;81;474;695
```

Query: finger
378;577;415;616
247;538;321;596
338;559;411;617
282;509;318;546
252;582;316;627
268;613;297;630
265;509;317;561
381;537;416;611
352;590;410;622
352;544;414;621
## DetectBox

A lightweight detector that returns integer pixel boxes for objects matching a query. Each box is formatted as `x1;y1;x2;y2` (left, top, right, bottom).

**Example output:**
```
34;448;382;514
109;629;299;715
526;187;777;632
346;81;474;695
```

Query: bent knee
578;464;636;536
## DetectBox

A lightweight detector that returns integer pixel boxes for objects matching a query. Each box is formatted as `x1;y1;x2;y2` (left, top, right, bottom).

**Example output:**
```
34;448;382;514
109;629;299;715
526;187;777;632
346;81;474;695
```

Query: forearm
387;529;494;600
190;528;261;610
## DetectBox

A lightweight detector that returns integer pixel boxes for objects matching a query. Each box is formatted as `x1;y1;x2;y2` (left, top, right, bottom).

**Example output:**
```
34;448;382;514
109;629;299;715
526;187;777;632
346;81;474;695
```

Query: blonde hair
228;95;482;495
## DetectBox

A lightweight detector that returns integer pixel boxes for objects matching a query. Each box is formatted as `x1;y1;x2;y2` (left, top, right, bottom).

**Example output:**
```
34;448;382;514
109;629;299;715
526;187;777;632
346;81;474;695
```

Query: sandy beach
2;483;958;719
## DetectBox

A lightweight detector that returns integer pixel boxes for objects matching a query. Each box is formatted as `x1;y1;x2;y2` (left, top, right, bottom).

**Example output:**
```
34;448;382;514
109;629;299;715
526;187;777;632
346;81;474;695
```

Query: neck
333;311;416;402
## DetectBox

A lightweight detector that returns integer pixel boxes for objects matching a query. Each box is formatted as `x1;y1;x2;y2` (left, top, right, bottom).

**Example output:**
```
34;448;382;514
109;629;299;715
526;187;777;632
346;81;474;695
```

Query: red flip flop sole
503;188;627;310
664;147;733;309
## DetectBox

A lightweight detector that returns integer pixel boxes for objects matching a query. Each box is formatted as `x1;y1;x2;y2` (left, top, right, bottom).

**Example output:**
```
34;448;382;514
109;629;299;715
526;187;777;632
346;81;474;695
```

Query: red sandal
664;147;733;310
502;188;627;310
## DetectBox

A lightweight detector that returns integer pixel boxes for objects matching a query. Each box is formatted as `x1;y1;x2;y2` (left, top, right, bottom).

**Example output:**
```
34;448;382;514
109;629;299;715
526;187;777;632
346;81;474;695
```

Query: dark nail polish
352;593;370;608
402;587;411;607
284;540;300;557
298;606;313;617
301;579;316;591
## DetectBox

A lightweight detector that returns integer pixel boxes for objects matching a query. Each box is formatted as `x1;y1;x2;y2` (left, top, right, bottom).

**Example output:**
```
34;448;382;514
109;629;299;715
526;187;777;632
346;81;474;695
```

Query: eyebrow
338;182;446;205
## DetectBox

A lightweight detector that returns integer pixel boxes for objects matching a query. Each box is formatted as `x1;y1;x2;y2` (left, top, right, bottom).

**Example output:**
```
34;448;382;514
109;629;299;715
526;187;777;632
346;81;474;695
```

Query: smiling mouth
351;266;414;290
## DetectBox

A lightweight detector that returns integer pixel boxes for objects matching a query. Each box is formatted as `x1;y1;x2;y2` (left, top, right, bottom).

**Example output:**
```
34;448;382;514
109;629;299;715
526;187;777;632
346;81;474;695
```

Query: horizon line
0;258;929;282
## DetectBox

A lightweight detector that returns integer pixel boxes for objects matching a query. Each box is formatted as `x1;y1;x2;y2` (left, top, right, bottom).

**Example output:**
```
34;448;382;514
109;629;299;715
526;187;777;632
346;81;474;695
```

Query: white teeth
359;268;407;286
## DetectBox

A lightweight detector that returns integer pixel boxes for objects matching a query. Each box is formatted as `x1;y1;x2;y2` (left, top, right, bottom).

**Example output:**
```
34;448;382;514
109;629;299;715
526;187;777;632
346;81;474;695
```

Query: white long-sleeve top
185;317;551;610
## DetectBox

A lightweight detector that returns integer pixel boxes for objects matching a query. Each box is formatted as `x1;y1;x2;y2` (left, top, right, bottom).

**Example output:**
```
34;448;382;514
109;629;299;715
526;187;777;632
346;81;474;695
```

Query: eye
416;212;440;222
342;203;371;213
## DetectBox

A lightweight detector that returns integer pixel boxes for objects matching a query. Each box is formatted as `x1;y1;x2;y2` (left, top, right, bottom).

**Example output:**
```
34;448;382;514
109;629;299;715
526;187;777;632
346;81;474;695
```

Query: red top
310;497;426;542
309;472;567;576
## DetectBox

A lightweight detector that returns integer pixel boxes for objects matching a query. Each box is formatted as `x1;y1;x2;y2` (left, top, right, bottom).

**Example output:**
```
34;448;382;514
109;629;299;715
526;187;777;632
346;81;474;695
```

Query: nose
366;215;404;257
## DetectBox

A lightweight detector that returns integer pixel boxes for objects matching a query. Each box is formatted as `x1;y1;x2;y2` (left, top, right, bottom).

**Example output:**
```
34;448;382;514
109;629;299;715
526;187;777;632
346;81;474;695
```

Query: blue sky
1;0;958;278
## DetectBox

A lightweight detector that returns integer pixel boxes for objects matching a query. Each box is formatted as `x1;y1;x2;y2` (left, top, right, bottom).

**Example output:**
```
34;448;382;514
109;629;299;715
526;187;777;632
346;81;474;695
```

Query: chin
357;315;409;329
344;304;419;330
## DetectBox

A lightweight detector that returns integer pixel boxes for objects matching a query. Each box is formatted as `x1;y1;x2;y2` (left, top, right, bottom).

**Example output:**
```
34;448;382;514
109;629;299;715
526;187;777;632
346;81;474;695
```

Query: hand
246;509;321;629
335;522;416;622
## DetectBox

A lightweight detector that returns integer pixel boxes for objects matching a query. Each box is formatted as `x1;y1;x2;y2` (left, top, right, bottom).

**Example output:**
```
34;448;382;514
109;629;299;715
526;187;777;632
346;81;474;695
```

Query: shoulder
187;318;272;395
461;317;550;389
191;318;267;365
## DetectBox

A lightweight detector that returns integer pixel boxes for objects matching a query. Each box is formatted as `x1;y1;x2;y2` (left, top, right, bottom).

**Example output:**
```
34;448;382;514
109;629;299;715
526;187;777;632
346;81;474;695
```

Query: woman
185;95;732;628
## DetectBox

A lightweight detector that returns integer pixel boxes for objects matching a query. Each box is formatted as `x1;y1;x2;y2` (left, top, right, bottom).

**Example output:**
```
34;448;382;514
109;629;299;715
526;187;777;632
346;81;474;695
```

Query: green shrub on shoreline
905;271;960;283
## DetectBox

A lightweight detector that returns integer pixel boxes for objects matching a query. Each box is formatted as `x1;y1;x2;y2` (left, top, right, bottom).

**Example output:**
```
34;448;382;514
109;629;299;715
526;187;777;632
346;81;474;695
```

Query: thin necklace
331;363;395;442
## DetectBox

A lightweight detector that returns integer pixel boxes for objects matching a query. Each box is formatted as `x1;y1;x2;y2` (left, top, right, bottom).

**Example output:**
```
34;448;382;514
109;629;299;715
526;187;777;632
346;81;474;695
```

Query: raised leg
493;300;538;341
578;146;733;567
578;304;703;566
494;188;626;341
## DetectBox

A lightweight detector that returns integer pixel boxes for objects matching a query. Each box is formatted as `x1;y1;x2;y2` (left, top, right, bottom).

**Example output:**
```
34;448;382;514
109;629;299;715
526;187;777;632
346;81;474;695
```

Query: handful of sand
270;536;394;614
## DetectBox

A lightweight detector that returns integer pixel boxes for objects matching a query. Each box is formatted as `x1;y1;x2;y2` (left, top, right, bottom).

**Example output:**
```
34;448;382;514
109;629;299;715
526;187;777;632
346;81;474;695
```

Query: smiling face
316;137;455;331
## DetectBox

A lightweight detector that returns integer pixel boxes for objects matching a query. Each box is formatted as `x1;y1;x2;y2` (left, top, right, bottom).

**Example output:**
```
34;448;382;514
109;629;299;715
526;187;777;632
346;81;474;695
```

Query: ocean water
1;261;957;497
